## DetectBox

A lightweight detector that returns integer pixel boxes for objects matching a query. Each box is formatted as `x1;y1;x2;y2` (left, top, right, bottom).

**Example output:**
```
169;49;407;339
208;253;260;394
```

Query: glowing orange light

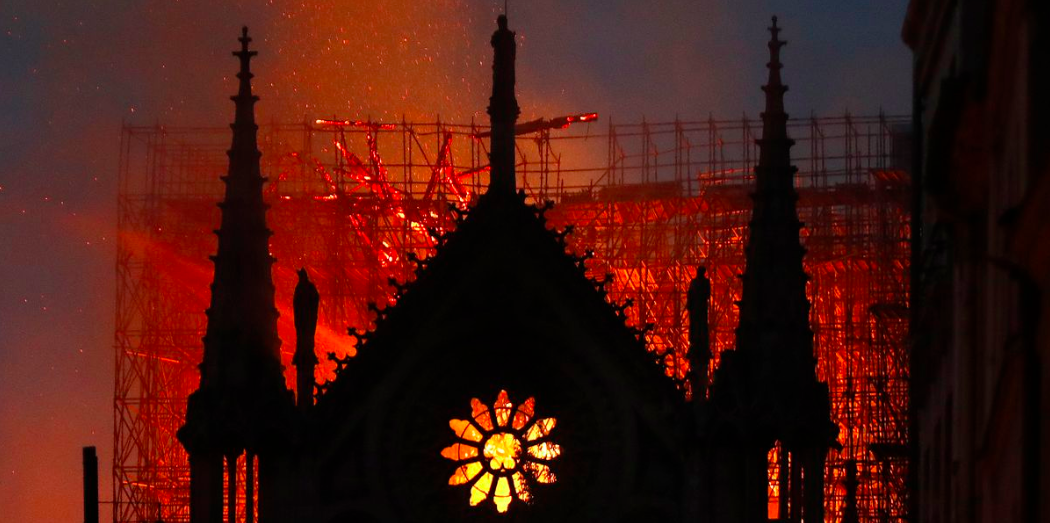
314;118;397;130
484;433;520;471
442;390;560;513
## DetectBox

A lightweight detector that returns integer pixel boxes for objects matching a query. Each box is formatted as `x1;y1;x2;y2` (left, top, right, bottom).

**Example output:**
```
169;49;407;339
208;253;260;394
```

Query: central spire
487;15;520;196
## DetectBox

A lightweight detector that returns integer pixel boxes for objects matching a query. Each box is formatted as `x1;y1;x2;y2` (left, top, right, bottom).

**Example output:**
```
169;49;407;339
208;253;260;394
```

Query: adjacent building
904;2;1050;522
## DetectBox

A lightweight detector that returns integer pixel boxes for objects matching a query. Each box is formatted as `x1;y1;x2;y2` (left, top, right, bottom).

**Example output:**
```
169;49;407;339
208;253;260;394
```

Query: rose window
441;390;561;513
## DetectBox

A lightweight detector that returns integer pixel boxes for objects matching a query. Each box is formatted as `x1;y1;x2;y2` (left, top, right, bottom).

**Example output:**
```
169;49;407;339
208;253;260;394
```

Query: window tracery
441;390;561;513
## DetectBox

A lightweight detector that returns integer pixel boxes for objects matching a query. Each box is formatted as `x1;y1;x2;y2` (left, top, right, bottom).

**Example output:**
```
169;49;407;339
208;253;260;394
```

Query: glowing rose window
441;390;561;513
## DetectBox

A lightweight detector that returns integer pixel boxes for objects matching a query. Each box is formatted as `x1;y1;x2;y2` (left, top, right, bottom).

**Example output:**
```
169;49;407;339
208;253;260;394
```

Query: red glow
315;118;397;130
116;116;909;523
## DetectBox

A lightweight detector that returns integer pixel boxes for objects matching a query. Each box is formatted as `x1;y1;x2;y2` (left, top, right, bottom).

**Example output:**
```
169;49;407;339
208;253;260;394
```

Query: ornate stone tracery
441;390;560;513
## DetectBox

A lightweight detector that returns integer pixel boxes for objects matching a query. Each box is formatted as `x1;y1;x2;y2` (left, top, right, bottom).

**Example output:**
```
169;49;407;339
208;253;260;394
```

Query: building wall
904;1;1049;523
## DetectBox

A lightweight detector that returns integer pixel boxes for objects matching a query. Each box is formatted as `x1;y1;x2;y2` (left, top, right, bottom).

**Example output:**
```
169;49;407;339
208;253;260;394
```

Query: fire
314;118;396;130
483;433;520;471
116;115;910;523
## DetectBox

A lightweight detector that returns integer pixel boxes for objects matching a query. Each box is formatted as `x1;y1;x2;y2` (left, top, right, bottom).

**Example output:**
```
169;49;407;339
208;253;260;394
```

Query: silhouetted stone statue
686;266;711;400
293;268;320;412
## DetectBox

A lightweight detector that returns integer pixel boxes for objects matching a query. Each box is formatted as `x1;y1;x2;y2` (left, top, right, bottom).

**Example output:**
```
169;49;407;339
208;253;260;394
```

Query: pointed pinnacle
234;26;258;75
764;16;787;96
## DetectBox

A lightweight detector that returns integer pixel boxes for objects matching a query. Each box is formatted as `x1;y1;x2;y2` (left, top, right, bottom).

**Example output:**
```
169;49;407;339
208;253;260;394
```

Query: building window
441;390;561;513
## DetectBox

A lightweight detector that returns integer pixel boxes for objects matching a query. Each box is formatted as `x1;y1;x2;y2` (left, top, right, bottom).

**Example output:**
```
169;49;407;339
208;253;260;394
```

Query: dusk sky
0;1;910;521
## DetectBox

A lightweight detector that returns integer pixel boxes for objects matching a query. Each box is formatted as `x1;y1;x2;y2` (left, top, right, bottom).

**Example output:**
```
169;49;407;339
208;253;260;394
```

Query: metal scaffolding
115;114;910;523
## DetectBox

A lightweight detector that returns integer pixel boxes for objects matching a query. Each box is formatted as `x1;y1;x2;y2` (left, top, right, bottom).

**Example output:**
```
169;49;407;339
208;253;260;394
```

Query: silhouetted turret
178;27;294;523
736;15;809;365
701;17;837;523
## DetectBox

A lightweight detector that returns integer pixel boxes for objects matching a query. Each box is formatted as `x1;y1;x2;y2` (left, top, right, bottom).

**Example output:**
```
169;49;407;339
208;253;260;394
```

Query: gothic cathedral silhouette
179;16;834;523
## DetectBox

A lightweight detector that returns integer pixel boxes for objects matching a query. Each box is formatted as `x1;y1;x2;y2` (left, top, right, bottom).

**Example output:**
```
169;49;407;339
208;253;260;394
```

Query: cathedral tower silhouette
699;17;837;523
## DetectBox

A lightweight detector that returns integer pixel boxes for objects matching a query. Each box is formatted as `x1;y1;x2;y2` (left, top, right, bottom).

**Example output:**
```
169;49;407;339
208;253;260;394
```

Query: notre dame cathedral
177;15;837;523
